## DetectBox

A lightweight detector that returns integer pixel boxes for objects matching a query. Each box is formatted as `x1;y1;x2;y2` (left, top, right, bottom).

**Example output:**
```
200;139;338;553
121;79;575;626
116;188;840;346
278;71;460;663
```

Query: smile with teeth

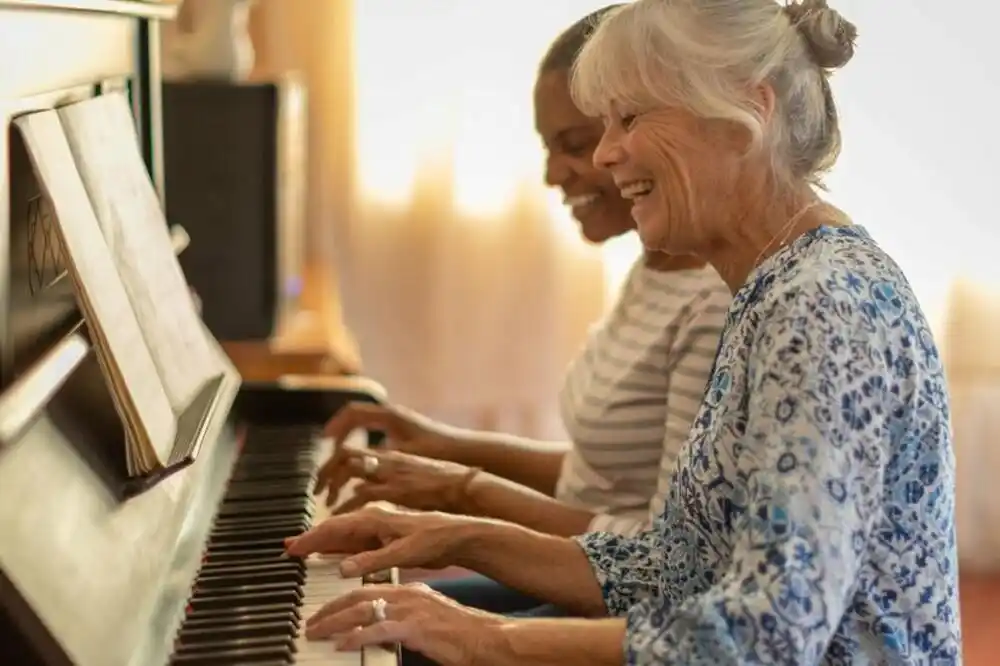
620;180;655;200
564;193;600;209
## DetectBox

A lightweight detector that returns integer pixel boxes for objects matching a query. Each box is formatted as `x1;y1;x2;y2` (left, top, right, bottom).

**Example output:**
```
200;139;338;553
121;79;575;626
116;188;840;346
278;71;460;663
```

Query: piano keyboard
169;426;398;666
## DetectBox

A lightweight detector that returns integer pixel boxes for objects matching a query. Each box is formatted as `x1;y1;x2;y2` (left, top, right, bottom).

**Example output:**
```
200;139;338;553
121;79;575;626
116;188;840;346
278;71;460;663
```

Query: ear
749;83;776;125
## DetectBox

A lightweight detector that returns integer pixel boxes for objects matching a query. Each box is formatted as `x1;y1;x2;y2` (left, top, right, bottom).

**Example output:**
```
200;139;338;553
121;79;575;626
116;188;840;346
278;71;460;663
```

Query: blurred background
167;0;1000;659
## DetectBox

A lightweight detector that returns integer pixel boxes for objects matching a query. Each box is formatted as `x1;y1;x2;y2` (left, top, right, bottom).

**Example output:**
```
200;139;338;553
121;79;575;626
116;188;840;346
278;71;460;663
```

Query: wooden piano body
0;3;390;665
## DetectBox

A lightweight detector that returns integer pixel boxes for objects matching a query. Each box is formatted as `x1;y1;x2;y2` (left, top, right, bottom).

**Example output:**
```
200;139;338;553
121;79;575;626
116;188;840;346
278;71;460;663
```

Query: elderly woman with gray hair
285;1;962;664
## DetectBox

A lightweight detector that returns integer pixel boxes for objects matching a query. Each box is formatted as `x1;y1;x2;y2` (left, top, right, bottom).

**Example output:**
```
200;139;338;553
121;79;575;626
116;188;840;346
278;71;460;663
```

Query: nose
593;125;625;171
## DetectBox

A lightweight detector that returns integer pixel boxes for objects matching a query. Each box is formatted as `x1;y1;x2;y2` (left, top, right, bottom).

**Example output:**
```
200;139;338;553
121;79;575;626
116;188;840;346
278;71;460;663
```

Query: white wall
824;0;1000;333
599;2;1000;324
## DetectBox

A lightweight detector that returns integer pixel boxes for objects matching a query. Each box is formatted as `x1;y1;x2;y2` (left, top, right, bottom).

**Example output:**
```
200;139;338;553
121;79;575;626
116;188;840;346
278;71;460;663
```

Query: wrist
474;620;520;666
446;465;483;514
407;431;459;459
450;519;510;570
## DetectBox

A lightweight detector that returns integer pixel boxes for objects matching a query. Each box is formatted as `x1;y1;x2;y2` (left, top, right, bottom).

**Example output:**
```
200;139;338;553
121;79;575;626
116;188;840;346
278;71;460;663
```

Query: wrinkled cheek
646;147;694;241
642;128;696;213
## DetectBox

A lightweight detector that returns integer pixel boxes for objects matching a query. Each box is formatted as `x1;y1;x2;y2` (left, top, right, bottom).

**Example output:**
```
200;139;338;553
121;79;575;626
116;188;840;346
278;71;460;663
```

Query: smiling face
534;70;636;244
593;105;747;253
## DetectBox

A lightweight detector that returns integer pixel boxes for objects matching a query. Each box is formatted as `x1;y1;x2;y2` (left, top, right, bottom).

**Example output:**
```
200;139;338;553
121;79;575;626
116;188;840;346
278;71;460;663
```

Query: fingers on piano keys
170;426;396;665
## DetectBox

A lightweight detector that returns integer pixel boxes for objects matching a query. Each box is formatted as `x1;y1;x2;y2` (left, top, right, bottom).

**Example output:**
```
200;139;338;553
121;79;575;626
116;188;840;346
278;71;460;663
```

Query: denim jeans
400;574;571;666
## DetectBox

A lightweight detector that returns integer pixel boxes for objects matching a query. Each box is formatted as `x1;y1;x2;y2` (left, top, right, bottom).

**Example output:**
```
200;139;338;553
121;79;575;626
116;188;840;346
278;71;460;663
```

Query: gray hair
571;0;858;186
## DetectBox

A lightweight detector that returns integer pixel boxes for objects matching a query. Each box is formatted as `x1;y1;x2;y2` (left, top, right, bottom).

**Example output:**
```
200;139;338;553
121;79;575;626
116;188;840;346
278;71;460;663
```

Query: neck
706;187;828;293
642;251;707;272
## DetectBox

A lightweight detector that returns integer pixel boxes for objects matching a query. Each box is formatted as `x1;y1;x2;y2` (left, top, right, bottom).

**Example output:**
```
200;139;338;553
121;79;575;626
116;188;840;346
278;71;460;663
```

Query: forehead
533;70;595;138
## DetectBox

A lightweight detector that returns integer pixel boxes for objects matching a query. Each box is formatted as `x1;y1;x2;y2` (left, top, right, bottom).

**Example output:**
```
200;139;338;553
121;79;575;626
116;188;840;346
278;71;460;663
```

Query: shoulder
752;226;932;351
740;226;948;416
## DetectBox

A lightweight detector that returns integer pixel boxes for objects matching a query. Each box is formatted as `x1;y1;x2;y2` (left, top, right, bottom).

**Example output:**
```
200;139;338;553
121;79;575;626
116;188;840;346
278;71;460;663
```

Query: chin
635;221;673;252
636;231;666;251
579;227;615;244
577;212;633;245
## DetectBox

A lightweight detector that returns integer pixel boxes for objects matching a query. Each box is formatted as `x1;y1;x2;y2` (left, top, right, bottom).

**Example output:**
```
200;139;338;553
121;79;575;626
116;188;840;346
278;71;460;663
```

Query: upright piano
0;2;395;665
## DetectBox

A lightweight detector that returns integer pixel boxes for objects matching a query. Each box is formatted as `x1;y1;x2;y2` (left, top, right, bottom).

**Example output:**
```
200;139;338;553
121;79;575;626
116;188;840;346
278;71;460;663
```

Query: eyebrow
549;125;599;145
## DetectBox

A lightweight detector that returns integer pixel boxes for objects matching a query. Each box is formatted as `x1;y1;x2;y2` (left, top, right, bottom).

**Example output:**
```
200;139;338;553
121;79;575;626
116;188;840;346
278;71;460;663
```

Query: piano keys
171;426;398;666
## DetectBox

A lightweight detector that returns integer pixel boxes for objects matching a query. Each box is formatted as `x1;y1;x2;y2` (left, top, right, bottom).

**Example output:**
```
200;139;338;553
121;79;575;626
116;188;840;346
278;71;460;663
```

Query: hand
332;449;479;514
284;505;481;576
306;582;501;666
315;402;458;505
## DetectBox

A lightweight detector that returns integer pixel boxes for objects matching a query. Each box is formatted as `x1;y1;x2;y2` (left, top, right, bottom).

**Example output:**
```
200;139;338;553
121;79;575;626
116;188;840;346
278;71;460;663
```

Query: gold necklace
752;200;821;268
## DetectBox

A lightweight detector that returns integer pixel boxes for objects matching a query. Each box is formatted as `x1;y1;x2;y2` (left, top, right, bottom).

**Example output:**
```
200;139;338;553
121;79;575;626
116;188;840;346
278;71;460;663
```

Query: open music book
15;94;227;476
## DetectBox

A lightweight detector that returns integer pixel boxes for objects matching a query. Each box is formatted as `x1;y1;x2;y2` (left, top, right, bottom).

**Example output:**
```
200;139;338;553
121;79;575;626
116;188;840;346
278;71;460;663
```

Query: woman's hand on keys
329;448;479;515
283;505;484;577
305;582;503;666
314;401;460;506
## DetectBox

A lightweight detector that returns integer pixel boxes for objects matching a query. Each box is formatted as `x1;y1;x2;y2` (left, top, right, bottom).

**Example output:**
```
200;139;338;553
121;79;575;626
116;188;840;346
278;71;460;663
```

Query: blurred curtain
943;280;1000;573
249;0;629;438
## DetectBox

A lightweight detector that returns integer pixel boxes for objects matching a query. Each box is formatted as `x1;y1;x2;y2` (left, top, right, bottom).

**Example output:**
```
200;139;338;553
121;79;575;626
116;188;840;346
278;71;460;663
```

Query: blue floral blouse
577;226;962;665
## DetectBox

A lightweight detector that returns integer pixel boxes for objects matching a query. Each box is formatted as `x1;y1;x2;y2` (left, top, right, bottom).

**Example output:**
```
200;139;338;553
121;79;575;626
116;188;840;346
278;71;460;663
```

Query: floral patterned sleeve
574;528;664;615
624;287;891;664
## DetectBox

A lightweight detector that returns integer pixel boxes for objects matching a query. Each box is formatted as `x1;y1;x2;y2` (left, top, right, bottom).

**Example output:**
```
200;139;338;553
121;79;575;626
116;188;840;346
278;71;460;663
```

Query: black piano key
170;645;294;665
190;588;302;612
179;611;299;631
217;502;311;519
211;518;311;534
204;537;295;552
213;510;311;522
169;425;335;666
211;518;308;533
178;619;298;643
208;528;305;545
184;603;300;622
208;529;302;544
198;561;303;577
202;549;288;562
222;487;311;502
192;584;303;603
174;634;296;655
197;570;305;590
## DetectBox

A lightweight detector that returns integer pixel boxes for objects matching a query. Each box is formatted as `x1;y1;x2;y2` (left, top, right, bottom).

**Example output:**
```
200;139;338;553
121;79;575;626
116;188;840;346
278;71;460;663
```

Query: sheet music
15;112;177;469
56;93;224;415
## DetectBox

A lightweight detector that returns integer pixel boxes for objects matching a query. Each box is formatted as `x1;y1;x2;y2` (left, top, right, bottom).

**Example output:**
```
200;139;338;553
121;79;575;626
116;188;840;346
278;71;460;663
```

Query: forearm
454;521;606;616
433;427;568;495
458;472;595;536
486;618;625;666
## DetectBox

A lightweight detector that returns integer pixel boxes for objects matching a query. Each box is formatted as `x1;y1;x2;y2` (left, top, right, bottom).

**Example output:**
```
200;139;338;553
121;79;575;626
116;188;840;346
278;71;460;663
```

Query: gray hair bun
785;0;858;69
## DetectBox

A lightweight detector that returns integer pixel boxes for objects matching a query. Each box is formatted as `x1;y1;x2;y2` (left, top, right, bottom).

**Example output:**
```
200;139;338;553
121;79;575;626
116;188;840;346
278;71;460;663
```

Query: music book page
56;92;224;416
15;112;177;472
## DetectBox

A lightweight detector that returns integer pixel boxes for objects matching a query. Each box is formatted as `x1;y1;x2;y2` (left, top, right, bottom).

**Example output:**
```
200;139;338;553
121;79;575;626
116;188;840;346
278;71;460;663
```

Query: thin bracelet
447;466;483;513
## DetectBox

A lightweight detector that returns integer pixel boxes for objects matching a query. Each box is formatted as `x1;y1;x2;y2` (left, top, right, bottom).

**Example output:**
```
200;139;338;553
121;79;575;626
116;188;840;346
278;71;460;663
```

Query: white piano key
291;436;398;665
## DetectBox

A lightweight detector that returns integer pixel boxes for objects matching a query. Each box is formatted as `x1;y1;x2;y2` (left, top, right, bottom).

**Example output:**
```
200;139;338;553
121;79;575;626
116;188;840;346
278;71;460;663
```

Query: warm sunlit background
252;0;640;440
351;1;643;297
248;4;1000;648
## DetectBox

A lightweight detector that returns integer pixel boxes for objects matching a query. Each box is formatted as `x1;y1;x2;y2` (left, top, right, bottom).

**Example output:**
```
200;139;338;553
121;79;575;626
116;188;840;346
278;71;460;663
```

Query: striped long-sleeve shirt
555;258;730;535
